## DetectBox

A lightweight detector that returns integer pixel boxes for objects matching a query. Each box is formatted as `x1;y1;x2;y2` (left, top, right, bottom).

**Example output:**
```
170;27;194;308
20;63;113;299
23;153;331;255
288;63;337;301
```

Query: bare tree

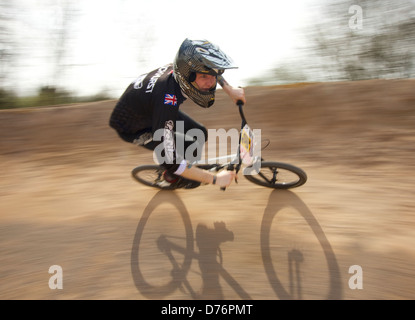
0;0;15;88
305;0;415;81
49;0;80;88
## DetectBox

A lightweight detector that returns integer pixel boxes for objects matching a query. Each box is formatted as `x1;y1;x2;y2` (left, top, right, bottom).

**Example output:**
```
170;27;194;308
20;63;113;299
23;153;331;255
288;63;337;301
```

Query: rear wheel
132;165;176;190
243;161;307;189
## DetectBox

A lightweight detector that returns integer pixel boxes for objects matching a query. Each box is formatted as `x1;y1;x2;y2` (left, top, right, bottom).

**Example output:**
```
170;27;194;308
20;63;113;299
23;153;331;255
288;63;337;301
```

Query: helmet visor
193;41;238;71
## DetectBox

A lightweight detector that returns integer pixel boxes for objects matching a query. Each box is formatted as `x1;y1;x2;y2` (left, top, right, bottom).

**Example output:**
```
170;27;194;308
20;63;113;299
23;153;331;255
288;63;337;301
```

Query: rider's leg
138;129;201;188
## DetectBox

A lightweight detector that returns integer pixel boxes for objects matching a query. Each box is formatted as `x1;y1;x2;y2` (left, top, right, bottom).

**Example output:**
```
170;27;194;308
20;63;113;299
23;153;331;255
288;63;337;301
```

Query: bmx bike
131;101;307;190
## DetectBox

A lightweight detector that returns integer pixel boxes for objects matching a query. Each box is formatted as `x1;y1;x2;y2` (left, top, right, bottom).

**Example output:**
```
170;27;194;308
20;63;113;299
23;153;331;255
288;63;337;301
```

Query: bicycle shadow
261;189;343;300
131;190;251;300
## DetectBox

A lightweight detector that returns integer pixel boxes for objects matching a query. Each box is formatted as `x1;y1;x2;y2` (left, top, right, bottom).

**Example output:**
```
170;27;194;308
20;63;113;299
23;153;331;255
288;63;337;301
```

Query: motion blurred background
1;0;414;108
1;0;415;301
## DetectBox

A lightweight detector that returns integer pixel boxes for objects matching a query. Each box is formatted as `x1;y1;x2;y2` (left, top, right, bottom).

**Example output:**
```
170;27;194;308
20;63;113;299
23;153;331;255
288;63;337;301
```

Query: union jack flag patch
164;94;177;106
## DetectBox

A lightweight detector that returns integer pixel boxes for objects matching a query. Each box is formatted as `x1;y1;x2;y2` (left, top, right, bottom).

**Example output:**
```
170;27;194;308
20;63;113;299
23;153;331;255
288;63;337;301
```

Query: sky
10;0;318;97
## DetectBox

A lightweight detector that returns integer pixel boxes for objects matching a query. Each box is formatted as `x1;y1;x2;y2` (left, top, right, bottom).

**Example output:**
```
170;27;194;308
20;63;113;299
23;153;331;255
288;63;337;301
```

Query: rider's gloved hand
215;170;237;188
229;87;246;105
217;75;246;105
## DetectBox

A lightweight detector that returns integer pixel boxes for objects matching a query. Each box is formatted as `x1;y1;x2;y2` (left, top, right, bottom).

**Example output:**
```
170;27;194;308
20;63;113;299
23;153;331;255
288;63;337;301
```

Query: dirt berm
1;79;414;300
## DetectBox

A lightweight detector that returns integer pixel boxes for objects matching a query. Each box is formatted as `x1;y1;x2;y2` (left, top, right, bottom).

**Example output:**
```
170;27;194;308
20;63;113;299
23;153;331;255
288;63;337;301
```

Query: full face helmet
173;38;237;108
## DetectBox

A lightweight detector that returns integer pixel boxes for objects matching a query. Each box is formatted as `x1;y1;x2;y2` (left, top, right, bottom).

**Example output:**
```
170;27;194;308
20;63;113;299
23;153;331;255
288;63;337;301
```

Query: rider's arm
217;75;246;104
178;164;236;188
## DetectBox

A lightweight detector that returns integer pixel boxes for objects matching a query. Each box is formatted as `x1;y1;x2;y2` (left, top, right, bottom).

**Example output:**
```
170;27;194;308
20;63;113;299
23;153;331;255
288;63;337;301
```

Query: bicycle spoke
257;170;272;184
244;161;307;189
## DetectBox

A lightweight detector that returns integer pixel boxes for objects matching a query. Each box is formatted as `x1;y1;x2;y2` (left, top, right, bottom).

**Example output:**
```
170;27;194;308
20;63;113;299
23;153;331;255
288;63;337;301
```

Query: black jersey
110;64;186;139
109;64;188;171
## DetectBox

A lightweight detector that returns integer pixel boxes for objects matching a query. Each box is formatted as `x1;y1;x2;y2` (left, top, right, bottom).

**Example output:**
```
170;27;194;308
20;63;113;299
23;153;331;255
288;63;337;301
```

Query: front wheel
243;161;307;189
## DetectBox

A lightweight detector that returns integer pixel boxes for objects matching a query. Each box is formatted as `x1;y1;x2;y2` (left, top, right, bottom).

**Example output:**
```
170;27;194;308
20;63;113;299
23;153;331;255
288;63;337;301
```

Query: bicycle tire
243;161;307;189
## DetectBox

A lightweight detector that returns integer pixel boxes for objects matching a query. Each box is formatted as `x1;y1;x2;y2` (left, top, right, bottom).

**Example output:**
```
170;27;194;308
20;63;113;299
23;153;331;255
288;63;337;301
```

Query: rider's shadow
131;190;249;300
260;189;343;300
195;221;234;300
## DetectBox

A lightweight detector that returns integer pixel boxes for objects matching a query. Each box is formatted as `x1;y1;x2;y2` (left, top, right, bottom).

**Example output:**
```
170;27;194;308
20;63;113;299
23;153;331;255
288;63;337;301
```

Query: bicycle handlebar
237;100;247;128
220;100;245;191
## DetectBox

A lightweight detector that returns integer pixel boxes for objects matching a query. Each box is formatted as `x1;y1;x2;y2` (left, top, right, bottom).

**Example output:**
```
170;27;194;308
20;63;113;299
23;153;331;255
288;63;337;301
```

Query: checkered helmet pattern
173;38;237;108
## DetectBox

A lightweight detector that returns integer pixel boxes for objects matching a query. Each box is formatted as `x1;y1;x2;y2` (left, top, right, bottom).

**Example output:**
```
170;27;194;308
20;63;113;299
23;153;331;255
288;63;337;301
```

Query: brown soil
1;79;414;300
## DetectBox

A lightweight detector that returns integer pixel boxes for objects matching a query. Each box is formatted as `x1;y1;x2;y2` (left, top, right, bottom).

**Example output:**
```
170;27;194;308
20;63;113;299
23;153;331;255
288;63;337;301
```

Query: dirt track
1;79;415;300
